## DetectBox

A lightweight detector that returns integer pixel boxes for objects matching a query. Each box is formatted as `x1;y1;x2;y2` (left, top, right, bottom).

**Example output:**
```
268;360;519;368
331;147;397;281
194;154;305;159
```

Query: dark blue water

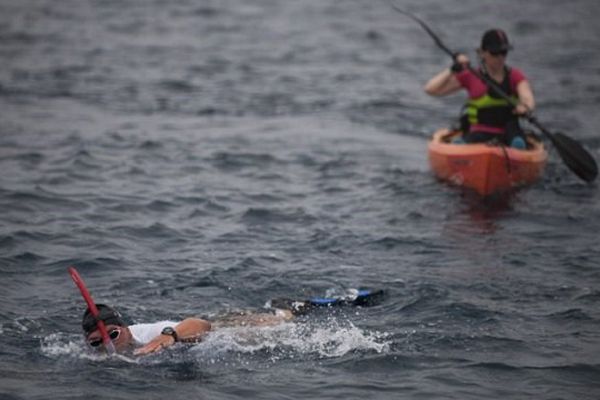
1;0;599;399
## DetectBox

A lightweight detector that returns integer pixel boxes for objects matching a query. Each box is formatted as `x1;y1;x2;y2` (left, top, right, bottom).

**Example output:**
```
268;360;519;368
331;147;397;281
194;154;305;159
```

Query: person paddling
424;29;535;149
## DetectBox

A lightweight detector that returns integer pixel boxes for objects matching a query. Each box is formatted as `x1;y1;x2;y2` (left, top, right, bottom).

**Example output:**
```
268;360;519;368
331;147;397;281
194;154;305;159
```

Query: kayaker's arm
514;80;535;115
424;54;469;96
424;68;462;96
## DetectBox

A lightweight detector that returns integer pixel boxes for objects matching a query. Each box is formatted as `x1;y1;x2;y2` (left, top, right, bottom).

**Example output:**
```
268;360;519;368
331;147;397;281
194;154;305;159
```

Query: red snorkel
69;266;117;355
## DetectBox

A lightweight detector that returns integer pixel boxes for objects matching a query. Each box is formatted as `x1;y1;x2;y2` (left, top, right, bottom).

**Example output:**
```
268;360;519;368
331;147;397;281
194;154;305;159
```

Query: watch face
161;327;175;336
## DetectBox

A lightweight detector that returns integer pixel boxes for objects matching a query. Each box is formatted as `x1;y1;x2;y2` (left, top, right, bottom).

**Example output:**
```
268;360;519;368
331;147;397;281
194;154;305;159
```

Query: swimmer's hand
133;334;175;356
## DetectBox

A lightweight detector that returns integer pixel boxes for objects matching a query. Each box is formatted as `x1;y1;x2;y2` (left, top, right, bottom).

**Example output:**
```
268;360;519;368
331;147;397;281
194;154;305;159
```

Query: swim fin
270;289;384;315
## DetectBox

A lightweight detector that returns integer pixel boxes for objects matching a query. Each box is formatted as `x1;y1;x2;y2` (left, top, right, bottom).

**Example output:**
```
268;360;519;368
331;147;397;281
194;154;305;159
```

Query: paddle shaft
68;267;116;354
392;3;598;182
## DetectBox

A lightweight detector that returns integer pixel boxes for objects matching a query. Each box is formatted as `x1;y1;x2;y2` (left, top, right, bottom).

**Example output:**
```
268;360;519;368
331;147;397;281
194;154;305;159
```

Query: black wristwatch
161;326;179;342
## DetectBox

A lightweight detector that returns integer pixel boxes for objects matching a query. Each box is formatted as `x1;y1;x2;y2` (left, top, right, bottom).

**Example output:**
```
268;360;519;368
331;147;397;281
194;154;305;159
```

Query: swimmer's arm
133;318;211;355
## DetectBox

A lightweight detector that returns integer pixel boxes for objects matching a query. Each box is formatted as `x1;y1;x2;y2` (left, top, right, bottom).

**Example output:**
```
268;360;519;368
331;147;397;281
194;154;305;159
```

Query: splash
192;318;391;362
41;333;88;357
40;333;138;363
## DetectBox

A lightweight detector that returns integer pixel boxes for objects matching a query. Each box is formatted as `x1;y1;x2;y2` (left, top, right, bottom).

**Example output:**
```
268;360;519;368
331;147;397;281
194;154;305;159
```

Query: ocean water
1;0;599;399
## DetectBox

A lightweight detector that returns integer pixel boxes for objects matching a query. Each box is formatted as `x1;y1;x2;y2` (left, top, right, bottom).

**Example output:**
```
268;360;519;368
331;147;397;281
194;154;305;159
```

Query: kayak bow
428;129;547;196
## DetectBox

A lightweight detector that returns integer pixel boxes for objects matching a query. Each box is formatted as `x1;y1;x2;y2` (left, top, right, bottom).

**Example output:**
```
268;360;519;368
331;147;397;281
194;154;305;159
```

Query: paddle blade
551;132;598;182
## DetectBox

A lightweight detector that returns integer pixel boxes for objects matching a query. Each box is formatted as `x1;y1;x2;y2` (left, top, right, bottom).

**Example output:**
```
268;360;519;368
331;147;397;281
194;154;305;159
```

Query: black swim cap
481;29;513;52
82;304;125;335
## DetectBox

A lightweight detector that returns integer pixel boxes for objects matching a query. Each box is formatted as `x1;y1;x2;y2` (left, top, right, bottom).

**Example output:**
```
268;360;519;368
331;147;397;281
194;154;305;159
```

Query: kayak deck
428;129;548;196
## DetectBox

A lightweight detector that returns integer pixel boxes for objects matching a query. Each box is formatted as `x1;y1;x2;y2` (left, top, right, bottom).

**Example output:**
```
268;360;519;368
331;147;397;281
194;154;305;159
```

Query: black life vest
465;66;519;130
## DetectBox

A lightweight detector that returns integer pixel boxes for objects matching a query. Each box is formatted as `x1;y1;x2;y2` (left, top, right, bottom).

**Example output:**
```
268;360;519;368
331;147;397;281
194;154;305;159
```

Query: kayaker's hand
450;53;470;73
513;103;531;116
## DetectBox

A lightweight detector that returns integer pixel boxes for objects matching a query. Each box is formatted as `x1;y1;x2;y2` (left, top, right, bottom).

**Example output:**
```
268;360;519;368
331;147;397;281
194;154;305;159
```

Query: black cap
481;29;513;52
82;304;125;335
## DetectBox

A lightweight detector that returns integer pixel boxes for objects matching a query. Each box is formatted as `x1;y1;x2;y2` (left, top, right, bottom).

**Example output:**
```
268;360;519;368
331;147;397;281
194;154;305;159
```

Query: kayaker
80;289;383;355
424;29;535;148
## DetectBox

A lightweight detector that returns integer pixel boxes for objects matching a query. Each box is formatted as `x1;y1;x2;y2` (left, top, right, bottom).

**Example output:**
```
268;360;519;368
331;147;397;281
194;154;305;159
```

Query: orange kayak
428;129;548;196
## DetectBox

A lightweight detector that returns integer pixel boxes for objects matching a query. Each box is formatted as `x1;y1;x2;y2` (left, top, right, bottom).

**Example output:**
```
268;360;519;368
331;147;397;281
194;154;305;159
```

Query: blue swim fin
271;289;384;315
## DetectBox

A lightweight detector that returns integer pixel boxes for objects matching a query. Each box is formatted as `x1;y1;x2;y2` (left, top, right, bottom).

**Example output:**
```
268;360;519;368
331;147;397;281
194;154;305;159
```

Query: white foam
40;333;138;363
191;318;391;361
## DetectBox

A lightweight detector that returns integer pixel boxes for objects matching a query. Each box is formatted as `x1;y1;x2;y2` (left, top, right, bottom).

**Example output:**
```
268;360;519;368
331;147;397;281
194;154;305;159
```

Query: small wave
465;361;600;374
145;199;175;212
210;151;282;171
464;361;520;371
0;235;16;249
0;31;42;45
0;151;45;165
138;140;164;150
113;222;185;240
157;79;197;93
241;207;316;225
575;290;600;303
14;251;46;262
546;308;592;321
3;190;89;213
368;236;412;250
443;302;503;321
191;7;220;18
